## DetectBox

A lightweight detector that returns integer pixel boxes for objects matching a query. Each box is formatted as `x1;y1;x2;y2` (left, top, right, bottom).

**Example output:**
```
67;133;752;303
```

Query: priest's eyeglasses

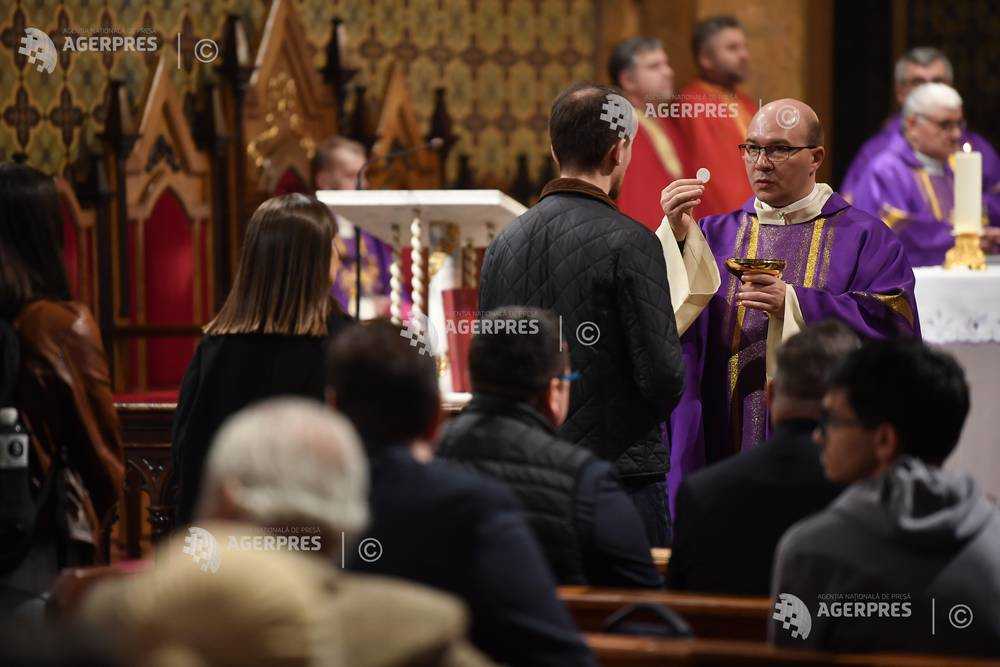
738;143;816;164
916;115;966;133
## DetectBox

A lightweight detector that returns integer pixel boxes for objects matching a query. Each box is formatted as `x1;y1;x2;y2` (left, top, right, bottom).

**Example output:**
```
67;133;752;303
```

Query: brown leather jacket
13;300;124;555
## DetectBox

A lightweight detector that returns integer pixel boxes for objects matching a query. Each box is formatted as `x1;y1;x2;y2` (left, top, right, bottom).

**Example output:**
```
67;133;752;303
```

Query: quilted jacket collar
465;393;558;436
539;178;619;210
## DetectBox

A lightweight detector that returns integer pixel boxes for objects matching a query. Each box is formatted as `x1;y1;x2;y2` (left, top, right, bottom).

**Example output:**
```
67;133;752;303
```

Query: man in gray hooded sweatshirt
770;340;1000;657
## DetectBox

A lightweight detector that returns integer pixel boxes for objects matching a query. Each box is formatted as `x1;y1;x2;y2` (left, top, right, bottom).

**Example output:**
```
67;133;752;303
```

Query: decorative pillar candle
952;142;983;234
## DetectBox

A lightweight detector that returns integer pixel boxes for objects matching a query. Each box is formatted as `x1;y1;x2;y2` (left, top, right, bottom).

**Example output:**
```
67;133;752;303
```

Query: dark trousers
622;477;671;547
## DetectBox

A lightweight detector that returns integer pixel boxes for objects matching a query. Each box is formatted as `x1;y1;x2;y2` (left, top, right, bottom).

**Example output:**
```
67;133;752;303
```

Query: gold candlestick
944;232;986;271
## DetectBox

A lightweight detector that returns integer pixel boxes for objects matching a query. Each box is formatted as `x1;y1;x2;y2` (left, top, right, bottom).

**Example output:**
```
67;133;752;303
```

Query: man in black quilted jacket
479;82;685;546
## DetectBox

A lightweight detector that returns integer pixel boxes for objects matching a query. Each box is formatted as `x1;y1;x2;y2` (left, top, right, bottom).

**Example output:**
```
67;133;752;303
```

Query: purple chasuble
850;139;960;267
842;114;1000;227
330;221;395;314
665;192;920;516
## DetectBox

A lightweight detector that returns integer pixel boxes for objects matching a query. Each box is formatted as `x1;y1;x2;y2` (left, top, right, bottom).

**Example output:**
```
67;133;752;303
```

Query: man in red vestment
675;15;757;217
611;37;689;232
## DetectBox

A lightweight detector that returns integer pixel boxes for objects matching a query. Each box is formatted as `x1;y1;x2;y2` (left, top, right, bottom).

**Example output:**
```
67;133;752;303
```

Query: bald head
743;98;825;208
748;99;822;147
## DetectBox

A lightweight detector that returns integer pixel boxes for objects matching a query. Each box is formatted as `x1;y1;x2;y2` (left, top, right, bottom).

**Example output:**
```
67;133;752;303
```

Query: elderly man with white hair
86;398;494;667
842;47;1000;205
852;82;1000;266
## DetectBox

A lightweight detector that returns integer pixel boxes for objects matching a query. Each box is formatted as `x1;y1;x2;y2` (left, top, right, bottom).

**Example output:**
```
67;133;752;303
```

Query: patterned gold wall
0;0;599;185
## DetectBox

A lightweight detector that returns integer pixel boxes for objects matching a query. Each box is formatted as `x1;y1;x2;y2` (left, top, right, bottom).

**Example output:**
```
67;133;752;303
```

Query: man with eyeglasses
770;340;1000;655
439;307;662;588
667;321;854;596
657;98;920;518
851;83;1000;266
841;47;999;204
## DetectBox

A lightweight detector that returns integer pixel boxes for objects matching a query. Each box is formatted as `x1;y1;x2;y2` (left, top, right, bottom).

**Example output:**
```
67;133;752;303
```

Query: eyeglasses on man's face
903;76;948;88
917;114;966;133
738;143;817;164
815;411;868;439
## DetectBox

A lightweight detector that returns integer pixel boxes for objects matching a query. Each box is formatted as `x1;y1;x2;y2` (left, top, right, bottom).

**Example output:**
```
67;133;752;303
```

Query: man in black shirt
667;321;856;595
328;320;595;667
440;307;661;588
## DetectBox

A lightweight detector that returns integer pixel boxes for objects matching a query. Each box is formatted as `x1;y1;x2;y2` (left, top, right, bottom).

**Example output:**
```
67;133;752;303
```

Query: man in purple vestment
312;136;394;317
851;83;1000;266
656;99;920;517
841;47;1000;208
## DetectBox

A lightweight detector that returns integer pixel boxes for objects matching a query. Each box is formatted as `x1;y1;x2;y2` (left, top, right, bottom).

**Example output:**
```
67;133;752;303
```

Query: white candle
952;142;982;234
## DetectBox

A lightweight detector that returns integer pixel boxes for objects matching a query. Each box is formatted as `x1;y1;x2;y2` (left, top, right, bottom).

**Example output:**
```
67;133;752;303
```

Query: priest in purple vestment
851;83;1000;266
313;136;395;317
841;47;1000;207
657;99;920;516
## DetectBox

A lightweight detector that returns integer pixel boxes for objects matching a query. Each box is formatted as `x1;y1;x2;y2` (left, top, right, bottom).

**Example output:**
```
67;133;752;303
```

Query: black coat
479;178;684;478
350;445;596;667
439;394;662;588
666;419;845;595
171;311;351;523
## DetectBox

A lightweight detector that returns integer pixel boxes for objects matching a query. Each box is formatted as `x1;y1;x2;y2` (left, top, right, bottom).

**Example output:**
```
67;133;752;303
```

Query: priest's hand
660;179;703;241
738;272;786;315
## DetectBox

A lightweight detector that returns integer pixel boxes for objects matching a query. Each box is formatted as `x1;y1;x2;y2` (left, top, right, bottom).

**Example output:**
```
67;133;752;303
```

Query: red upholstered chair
134;188;210;390
272;167;310;196
115;57;212;395
56;179;98;314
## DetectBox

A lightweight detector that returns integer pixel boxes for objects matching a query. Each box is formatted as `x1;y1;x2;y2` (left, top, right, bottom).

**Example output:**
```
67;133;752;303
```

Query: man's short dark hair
326;319;439;447
549;82;628;173
774;320;859;400
608;37;663;88
829;340;970;464
691;15;743;58
469;307;568;402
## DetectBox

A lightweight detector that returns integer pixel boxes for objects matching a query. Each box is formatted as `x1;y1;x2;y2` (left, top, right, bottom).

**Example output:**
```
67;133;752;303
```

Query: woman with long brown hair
0;163;123;611
171;193;350;523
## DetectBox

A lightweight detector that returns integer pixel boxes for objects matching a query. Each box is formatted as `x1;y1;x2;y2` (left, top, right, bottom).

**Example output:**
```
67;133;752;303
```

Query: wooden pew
116;399;177;558
561;587;772;641
114;393;471;558
586;634;1000;666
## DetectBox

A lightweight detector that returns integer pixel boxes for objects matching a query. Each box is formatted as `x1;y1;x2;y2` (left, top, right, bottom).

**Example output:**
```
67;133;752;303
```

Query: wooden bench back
586;633;1000;666
560;587;772;641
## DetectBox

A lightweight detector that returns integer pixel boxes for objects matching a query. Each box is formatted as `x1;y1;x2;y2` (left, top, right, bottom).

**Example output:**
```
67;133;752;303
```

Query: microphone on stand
350;137;445;319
